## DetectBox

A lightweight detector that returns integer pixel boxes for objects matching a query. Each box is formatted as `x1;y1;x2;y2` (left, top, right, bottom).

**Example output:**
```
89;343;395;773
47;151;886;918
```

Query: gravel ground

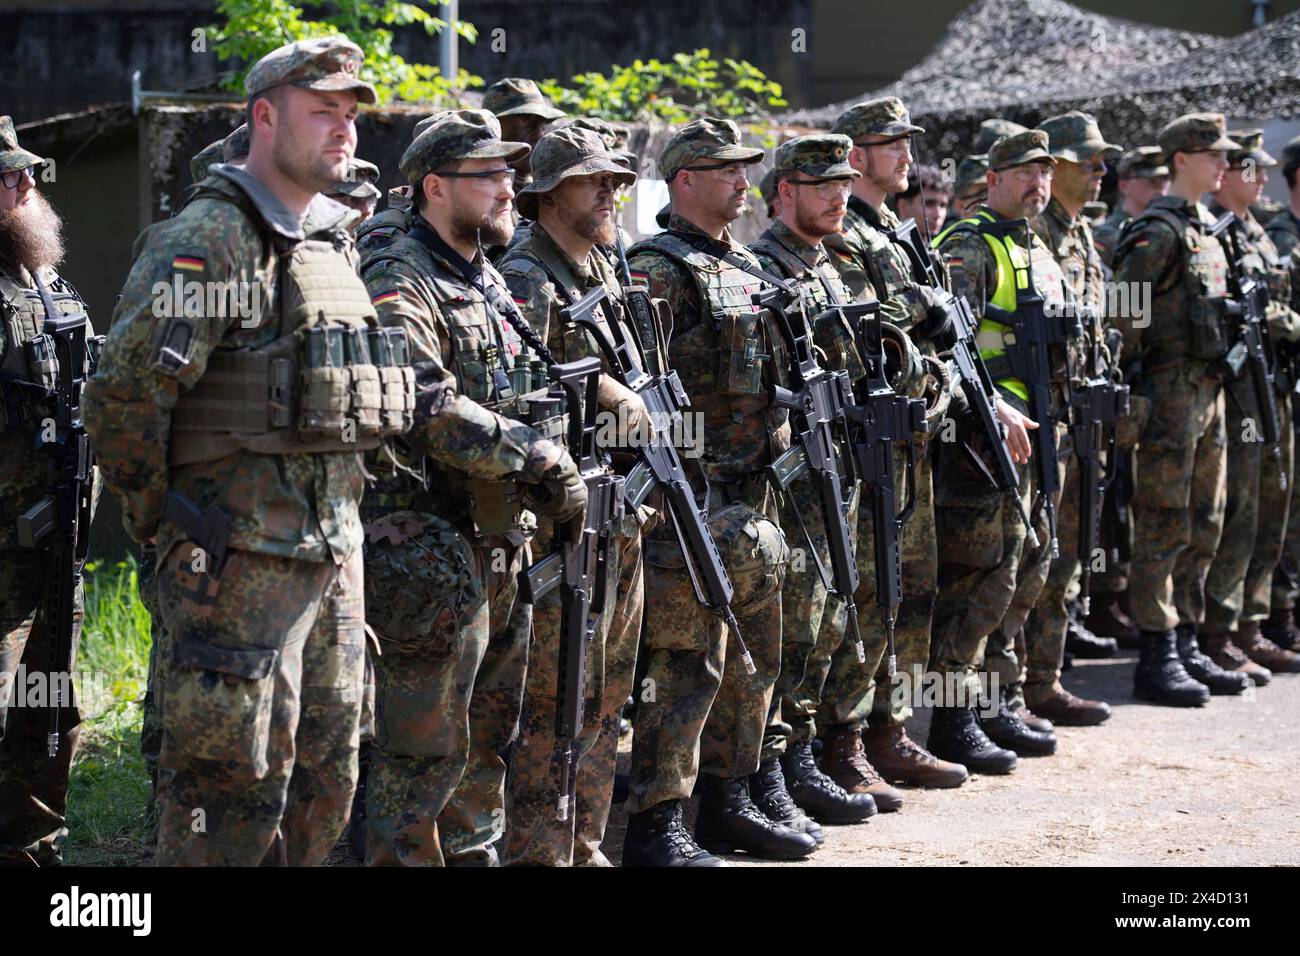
602;652;1300;867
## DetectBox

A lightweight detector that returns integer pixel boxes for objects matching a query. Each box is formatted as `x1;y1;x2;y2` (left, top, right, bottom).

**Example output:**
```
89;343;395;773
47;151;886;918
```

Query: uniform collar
767;218;831;269
210;163;306;240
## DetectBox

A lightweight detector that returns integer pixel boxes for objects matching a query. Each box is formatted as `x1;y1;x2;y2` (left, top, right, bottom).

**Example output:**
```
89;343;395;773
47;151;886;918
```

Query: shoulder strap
665;228;794;293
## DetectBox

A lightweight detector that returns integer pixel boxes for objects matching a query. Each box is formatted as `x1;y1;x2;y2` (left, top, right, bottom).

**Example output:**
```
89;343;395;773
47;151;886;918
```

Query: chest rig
166;183;414;466
1;268;97;430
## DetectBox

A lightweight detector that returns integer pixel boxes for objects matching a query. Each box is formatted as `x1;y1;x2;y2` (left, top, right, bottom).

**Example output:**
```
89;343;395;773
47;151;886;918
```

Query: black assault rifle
1212;211;1286;491
15;276;102;758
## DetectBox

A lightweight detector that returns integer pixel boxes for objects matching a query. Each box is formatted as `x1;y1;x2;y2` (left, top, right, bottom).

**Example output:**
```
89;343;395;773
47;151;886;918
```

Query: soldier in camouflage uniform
325;157;382;226
1264;134;1300;654
747;133;878;837
819;98;977;794
1092;146;1169;270
0;117;98;866
1201;131;1300;679
1085;146;1169;648
948;154;991;225
496;126;651;865
1019;111;1121;724
929;130;1071;770
483;78;566;197
1112;113;1240;707
621;117;816;866
358;109;586;866
85;38;396;866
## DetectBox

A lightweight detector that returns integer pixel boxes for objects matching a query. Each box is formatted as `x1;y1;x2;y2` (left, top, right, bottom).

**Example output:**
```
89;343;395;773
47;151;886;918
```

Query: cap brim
494;104;567;120
1210;135;1243;151
994;152;1056;171
329;180;382;199
516;156;637;220
700;145;766;167
0;148;46;173
1128;166;1170;178
796;166;861;180
461;140;532;166
1053;140;1123;163
1236;149;1278;167
294;76;378;105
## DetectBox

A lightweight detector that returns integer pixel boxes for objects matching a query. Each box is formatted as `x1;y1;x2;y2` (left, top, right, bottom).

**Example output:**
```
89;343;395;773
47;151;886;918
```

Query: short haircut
246;85;290;134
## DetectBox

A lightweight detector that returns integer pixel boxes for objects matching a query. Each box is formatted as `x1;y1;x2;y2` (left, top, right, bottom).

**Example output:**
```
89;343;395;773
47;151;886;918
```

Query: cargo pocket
349;363;384;437
717;311;766;395
165;635;278;773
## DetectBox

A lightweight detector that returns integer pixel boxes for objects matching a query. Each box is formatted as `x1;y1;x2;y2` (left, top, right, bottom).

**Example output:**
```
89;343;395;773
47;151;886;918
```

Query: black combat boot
1085;593;1141;647
622;801;725;867
926;705;1017;774
977;690;1058;756
345;742;370;862
1066;599;1118;658
1175;625;1252;695
749;758;825;844
1262;607;1300;653
780;740;877;825
694;775;819;860
1134;629;1210;707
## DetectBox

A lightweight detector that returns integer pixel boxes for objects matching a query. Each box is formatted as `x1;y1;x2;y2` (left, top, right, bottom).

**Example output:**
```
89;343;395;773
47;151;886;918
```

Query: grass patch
64;557;155;866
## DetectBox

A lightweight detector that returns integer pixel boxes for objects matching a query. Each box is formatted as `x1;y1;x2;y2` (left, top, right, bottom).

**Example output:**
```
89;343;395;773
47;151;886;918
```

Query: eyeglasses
2;167;36;190
785;177;853;199
433;167;516;188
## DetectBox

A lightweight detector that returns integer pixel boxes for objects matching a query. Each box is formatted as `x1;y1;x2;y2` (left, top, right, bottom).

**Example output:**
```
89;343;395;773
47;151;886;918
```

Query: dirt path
603;653;1300;866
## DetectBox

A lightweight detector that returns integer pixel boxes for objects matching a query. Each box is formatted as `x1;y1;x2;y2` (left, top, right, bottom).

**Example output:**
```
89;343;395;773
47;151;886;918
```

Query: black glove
911;285;955;344
523;448;588;523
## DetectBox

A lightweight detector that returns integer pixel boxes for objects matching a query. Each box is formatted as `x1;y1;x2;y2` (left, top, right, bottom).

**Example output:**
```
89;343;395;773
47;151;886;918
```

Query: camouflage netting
783;0;1300;159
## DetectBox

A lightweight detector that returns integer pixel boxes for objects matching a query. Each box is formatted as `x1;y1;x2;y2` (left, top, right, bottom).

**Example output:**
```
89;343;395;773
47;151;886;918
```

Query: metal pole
440;2;459;78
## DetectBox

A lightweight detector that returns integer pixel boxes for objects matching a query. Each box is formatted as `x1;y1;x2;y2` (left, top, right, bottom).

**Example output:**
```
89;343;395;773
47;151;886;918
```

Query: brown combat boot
1008;701;1054;734
819;724;904;811
1261;607;1300;653
1236;620;1300;673
862;724;968;789
1199;629;1272;686
1025;685;1112;726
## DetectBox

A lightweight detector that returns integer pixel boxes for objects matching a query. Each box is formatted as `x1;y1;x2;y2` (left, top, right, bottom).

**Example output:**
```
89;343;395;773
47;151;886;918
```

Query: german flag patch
371;290;400;306
629;269;650;286
512;294;528;306
172;255;205;273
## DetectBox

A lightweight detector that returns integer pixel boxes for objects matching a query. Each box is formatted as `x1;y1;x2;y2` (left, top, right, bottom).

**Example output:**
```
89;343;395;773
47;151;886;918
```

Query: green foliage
540;50;787;124
65;559;155;865
207;0;482;106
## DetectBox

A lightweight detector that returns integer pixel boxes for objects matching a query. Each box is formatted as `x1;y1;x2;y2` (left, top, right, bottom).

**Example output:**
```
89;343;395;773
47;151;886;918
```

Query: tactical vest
936;211;1034;401
1116;203;1231;368
632;231;783;398
749;233;866;383
167;181;415;466
363;235;556;536
630;230;789;481
1;268;92;429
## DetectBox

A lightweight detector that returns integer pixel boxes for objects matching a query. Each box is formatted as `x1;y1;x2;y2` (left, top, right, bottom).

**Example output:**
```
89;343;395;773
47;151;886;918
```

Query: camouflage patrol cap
1158;113;1239;158
399;109;530;185
659;117;764;181
1036;111;1121;163
244;36;376;104
327;157;382;199
989;129;1056;171
482;77;566;120
1117;145;1168;179
1281;135;1300;174
774;134;859;180
516;126;636;220
955;154;990;193
413;112;452;142
222;124;250;163
973;119;1026;156
0;116;44;174
1227;129;1277;169
190;140;225;182
831;97;924;142
568;117;636;168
